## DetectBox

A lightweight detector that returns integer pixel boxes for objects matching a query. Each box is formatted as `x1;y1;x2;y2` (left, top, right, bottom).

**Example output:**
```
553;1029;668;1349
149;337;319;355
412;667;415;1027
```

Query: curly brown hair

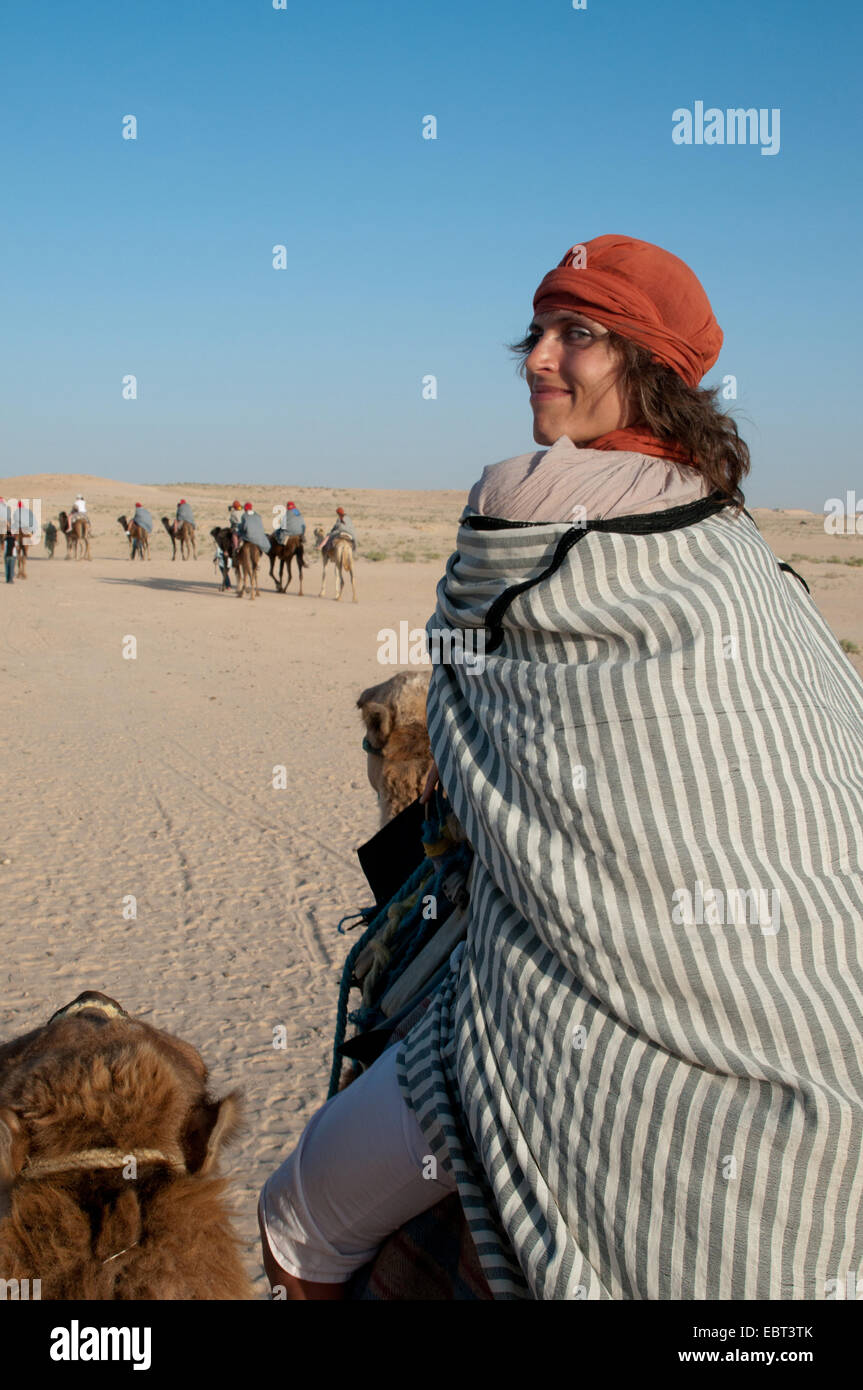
509;328;750;509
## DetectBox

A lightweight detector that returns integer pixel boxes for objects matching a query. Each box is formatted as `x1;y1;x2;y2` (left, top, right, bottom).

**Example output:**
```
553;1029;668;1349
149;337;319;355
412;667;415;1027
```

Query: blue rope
336;910;368;935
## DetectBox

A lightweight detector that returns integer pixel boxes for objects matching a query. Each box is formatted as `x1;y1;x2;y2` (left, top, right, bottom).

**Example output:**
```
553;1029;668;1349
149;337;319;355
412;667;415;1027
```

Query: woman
260;235;863;1300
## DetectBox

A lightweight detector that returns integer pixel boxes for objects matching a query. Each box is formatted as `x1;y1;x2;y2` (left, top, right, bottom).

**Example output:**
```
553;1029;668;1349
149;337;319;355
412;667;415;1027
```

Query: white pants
259;1042;457;1283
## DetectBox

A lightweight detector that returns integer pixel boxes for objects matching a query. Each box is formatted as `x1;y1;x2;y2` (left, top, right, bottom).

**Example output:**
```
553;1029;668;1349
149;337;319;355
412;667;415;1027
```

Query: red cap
179;498;186;504
244;503;253;511
286;501;295;508
336;507;345;516
135;501;142;507
232;500;241;508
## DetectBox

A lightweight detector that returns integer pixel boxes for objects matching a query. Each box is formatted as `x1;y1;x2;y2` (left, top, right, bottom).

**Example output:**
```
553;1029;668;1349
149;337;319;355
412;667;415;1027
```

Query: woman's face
524;311;634;446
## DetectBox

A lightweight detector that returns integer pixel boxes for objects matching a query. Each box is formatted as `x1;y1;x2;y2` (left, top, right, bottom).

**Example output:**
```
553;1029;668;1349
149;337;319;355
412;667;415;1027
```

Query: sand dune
1;473;860;1293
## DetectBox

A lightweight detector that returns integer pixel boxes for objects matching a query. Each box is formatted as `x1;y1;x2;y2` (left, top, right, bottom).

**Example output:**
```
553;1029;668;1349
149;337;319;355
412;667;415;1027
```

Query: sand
1;474;861;1294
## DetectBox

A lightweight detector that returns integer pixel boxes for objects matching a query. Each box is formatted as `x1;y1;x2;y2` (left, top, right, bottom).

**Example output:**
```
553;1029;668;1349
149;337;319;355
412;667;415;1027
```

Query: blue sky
1;0;860;507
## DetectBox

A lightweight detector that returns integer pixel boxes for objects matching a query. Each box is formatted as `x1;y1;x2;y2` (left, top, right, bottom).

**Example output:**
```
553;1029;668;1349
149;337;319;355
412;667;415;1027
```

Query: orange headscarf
532;235;723;463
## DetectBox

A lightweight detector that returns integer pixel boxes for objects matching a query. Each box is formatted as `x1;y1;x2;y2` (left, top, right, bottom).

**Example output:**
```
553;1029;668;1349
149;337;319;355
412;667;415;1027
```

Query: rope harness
19;1147;187;1268
19;1147;187;1180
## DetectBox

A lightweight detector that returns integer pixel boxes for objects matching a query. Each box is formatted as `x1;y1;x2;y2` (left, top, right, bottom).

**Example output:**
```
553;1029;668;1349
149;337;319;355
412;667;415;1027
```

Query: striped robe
397;497;863;1300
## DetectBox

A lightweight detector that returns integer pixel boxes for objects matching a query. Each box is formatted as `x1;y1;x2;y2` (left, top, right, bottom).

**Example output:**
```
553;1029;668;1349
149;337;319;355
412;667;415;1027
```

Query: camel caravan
211;502;357;601
0;673;464;1301
6;493;362;601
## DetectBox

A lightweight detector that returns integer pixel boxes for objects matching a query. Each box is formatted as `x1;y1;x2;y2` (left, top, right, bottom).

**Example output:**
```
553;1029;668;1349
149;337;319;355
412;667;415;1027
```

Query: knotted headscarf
532;235;723;462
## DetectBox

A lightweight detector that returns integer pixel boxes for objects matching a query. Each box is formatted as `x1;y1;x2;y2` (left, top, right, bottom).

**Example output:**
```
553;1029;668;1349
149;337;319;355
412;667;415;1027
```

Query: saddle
332;797;492;1301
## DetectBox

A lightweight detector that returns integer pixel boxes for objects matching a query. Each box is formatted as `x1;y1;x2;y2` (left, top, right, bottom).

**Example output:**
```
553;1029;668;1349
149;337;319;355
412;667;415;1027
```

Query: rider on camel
324;506;356;556
276;500;305;543
237;502;271;554
67;495;89;534
173;498;196;535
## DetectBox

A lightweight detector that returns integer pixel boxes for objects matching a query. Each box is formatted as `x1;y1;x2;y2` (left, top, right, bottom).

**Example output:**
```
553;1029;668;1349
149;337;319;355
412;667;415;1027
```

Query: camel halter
17;1147;186;1270
19;1148;187;1180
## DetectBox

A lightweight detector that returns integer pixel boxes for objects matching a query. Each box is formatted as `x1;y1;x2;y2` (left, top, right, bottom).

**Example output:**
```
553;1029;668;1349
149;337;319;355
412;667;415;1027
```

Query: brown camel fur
209;527;258;598
14;534;29;580
161;517;197;561
357;671;433;824
118;516;150;561
0;991;253;1300
58;512;91;561
314;526;357;602
267;533;305;595
234;542;261;600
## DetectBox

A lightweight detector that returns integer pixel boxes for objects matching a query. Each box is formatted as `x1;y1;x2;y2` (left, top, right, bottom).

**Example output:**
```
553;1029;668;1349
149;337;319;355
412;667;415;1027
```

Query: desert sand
1;473;861;1294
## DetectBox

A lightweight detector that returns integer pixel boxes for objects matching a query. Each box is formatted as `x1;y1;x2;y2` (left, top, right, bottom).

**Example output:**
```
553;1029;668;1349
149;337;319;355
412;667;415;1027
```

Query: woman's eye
565;327;593;343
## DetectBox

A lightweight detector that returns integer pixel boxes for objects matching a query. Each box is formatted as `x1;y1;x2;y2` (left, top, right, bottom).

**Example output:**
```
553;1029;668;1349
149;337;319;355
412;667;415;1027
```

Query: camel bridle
19;1147;187;1180
18;1148;188;1270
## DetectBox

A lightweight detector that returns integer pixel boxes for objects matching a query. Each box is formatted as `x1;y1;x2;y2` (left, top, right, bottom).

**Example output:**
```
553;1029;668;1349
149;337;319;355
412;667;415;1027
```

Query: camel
161;517;197;561
357;671;433;825
58;512;91;561
314;526;357;602
14;534;30;580
118;516;149;561
338;677;489;1299
0;991;253;1300
209;526;260;600
267;532;305;595
235;542;262;600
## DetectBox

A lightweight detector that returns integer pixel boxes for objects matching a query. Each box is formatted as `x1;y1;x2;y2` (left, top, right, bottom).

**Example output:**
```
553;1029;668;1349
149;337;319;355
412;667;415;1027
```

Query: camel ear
361;701;391;748
0;1108;28;1182
181;1092;243;1176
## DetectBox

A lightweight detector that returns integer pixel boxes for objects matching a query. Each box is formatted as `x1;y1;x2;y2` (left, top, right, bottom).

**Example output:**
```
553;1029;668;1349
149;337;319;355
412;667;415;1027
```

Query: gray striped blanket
396;498;863;1300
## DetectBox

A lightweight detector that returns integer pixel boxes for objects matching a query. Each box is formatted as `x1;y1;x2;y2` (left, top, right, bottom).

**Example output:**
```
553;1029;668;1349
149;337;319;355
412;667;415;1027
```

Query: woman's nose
525;332;559;375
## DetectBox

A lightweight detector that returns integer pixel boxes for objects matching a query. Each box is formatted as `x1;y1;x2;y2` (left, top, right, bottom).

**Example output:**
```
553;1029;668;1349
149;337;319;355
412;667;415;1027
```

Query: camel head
0;992;242;1191
0;992;251;1299
357;671;433;823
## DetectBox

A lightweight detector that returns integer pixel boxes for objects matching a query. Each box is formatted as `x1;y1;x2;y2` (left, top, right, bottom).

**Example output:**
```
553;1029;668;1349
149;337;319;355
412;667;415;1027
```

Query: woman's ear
0;1108;28;1183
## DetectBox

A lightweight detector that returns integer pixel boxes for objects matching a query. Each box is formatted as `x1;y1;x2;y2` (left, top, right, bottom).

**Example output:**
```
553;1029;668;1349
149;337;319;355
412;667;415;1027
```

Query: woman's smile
529;384;571;401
